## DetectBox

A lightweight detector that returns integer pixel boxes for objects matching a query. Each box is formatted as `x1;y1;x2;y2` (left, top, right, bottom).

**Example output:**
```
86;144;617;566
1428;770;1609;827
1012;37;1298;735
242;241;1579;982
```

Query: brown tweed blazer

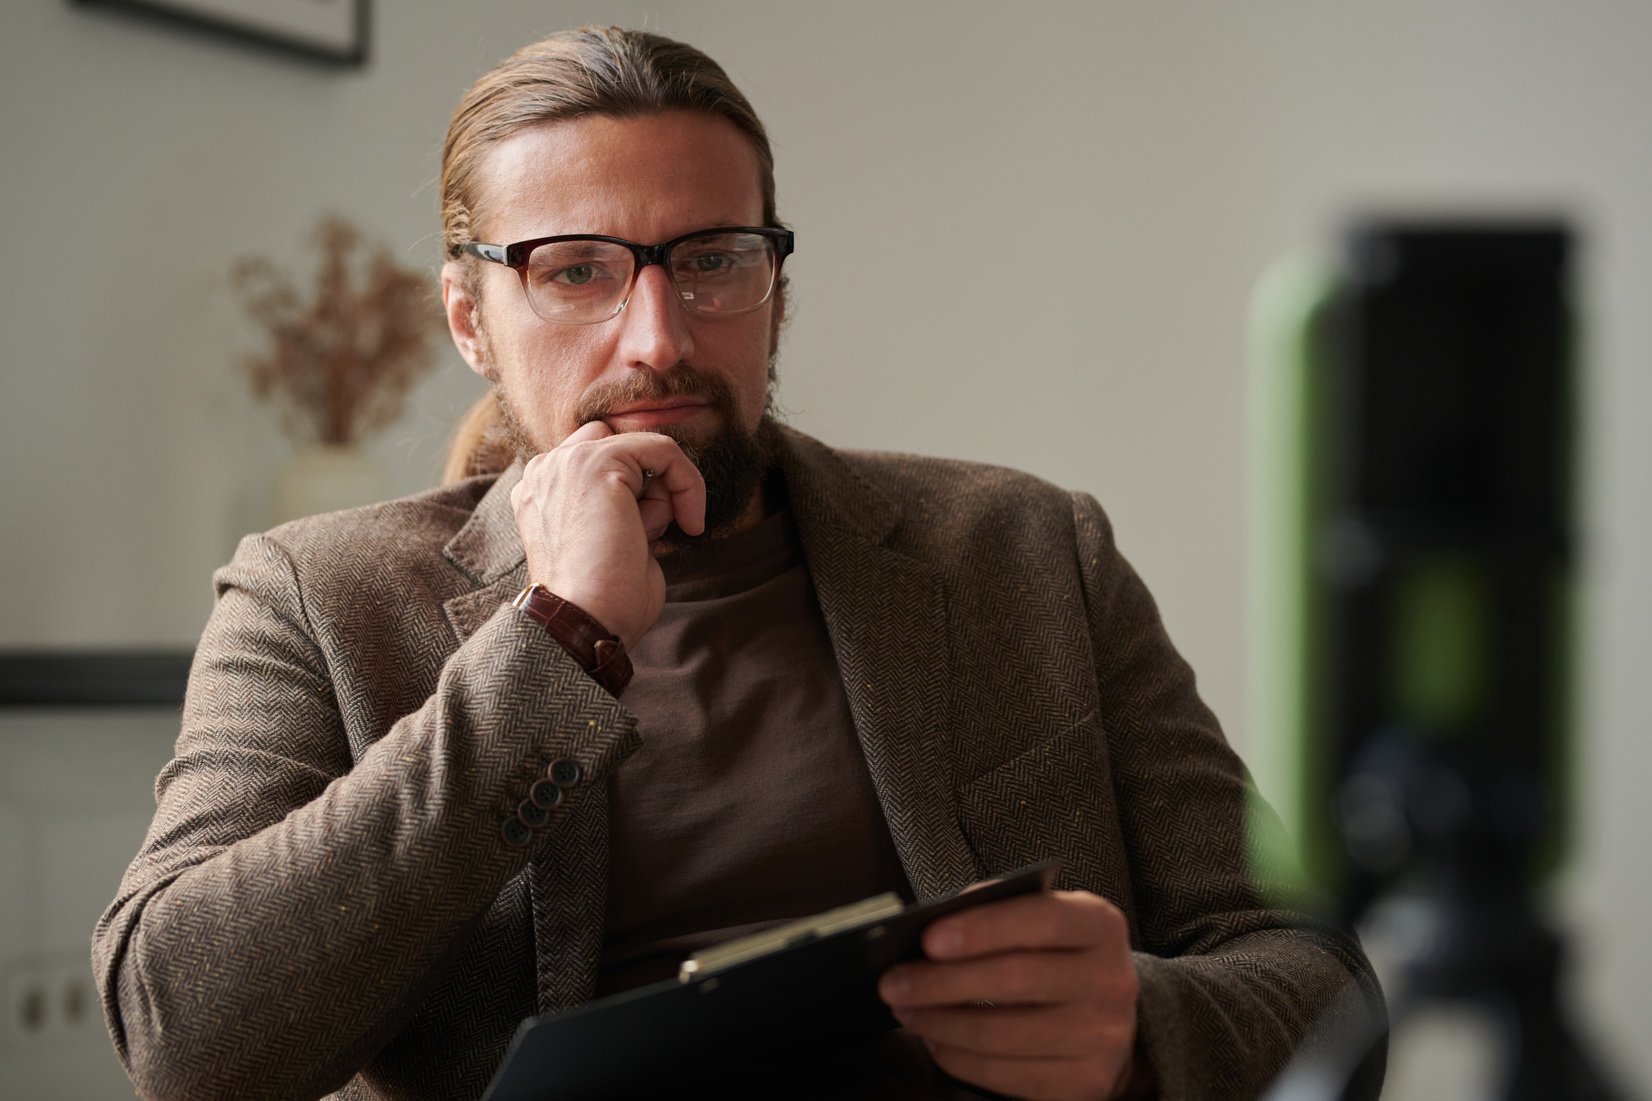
94;426;1382;1101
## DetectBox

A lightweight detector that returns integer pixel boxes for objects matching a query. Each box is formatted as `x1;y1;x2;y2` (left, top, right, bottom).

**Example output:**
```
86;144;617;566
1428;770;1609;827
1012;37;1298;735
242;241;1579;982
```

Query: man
94;26;1383;1101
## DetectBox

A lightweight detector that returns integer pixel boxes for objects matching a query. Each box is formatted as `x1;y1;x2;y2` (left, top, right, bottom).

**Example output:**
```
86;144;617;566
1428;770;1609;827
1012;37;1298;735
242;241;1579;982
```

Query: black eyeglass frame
460;226;795;323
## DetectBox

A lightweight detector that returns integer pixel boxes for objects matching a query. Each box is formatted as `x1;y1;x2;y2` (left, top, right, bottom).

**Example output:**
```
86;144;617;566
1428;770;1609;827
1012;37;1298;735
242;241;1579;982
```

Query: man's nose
616;264;694;372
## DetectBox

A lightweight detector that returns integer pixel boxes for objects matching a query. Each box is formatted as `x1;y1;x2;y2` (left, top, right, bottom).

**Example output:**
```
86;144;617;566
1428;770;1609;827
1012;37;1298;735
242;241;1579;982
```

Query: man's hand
510;420;706;649
878;889;1141;1101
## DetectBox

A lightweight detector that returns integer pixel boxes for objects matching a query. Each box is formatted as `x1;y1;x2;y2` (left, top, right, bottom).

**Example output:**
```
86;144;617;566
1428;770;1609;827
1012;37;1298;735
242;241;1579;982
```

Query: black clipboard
480;860;1060;1100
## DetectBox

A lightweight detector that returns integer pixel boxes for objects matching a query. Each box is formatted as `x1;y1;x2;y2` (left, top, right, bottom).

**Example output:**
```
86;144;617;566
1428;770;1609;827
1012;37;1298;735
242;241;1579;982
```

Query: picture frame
74;0;369;68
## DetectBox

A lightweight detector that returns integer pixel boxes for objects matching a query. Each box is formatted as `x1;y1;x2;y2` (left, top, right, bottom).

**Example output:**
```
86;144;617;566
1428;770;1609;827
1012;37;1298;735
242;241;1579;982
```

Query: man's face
442;111;780;468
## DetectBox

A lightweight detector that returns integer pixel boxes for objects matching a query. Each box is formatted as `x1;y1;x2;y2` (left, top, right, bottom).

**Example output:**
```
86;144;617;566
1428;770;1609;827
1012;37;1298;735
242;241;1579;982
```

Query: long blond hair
440;392;514;484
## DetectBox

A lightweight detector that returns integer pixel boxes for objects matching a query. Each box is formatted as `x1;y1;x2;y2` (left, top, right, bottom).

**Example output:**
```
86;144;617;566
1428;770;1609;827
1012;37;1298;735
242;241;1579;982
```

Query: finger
517;420;612;502
924;1043;1121;1101
559;419;613;445
542;430;706;533
880;950;1099;1009
923;890;1127;960
892;1004;1110;1060
636;495;676;542
590;433;708;536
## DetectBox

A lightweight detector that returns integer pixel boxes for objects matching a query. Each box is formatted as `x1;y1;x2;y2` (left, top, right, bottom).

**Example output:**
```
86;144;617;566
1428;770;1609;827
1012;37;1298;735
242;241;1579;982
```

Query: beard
493;364;780;547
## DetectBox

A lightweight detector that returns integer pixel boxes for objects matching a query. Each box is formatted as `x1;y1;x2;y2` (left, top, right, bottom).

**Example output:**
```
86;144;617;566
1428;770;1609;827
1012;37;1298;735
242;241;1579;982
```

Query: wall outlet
0;954;102;1049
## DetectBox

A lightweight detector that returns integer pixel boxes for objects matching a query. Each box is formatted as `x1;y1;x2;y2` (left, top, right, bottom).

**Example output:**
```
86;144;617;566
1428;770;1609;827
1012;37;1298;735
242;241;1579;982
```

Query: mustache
574;365;737;426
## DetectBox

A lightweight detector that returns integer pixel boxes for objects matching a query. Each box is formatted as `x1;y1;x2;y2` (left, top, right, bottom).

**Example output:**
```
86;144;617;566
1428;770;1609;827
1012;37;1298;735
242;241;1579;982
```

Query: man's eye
679;251;741;276
543;263;616;288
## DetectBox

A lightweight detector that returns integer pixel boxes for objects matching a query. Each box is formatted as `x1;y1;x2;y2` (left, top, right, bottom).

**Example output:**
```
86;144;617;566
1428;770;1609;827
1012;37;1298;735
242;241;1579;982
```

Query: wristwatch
511;583;634;697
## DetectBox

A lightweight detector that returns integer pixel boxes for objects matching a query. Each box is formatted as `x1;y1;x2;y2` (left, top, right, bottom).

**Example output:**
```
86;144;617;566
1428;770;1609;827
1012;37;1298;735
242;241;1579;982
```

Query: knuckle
892;963;932;1000
1079;1009;1114;1049
1101;1019;1135;1055
1070;888;1119;922
911;970;946;1003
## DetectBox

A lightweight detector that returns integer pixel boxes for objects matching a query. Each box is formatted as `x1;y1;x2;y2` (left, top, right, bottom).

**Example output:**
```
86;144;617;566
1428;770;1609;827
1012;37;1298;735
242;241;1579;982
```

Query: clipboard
480;859;1060;1101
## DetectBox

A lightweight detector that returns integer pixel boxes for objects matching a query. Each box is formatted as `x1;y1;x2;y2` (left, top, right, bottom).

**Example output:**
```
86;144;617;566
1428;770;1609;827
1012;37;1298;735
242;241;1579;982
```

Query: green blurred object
1245;255;1340;897
1389;555;1491;736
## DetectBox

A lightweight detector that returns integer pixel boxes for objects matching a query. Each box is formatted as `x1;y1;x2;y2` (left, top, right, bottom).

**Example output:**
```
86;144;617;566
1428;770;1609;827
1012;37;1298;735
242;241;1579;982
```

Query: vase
273;444;390;524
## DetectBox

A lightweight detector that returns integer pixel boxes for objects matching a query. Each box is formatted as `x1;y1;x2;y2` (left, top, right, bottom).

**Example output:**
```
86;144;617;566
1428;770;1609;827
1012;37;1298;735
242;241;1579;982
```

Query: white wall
1;1;1646;1096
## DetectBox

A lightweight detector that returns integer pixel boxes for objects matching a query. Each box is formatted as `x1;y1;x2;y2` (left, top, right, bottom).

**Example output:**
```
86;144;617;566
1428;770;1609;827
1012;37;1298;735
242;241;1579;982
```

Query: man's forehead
473;111;764;243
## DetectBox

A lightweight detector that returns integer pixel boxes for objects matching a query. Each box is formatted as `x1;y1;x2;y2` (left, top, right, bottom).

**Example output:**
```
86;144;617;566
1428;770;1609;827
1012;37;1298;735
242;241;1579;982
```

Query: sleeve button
529;778;564;811
548;758;583;788
517;799;549;828
501;818;532;847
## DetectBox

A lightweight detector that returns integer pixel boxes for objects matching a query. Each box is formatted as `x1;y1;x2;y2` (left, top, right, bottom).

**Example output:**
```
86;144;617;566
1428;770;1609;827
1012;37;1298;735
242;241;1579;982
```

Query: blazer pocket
954;709;1111;882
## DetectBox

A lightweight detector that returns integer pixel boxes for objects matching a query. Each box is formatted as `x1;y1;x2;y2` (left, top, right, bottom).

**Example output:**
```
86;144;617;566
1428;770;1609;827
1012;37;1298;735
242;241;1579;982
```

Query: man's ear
441;261;490;379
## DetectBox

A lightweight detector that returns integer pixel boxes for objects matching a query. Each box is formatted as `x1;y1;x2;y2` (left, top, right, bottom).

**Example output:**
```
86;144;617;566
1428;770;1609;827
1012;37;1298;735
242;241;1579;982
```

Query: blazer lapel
441;463;610;1011
780;429;982;902
441;462;528;644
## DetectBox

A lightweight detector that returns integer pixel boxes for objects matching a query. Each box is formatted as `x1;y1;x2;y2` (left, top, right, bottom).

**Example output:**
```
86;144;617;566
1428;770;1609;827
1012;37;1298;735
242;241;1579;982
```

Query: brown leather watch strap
511;583;634;698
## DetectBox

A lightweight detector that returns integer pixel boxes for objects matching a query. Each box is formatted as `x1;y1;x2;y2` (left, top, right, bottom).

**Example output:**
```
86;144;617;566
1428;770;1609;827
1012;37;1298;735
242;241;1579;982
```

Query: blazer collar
443;461;527;586
439;463;529;645
773;424;899;545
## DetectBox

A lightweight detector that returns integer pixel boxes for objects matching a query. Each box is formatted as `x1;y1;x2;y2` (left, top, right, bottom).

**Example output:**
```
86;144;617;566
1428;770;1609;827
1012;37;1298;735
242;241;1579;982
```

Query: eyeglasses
461;226;794;325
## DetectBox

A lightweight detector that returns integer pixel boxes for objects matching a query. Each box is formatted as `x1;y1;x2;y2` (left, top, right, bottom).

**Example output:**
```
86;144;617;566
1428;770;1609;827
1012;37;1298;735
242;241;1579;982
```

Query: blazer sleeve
1070;492;1387;1100
91;532;638;1101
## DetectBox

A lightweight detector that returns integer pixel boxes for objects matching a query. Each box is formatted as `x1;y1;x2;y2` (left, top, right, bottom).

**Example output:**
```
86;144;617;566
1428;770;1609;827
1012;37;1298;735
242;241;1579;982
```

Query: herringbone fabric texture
93;426;1382;1101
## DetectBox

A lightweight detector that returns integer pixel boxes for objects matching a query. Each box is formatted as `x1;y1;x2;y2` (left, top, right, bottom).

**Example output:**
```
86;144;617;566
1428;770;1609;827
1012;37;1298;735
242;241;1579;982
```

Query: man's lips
601;397;712;427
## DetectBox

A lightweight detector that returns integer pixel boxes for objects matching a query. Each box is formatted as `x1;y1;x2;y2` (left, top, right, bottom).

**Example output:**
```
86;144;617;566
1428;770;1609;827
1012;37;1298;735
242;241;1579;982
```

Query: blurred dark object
0;650;192;707
1326;224;1574;915
1263;222;1628;1100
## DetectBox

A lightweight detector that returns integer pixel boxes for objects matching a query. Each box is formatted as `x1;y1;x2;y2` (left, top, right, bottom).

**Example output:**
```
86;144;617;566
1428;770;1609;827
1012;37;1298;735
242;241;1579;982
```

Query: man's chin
498;382;777;543
642;419;722;454
661;415;780;547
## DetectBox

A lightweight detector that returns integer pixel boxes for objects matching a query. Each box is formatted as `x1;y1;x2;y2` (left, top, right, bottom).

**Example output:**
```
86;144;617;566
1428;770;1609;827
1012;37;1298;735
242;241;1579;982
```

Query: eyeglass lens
524;231;779;323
